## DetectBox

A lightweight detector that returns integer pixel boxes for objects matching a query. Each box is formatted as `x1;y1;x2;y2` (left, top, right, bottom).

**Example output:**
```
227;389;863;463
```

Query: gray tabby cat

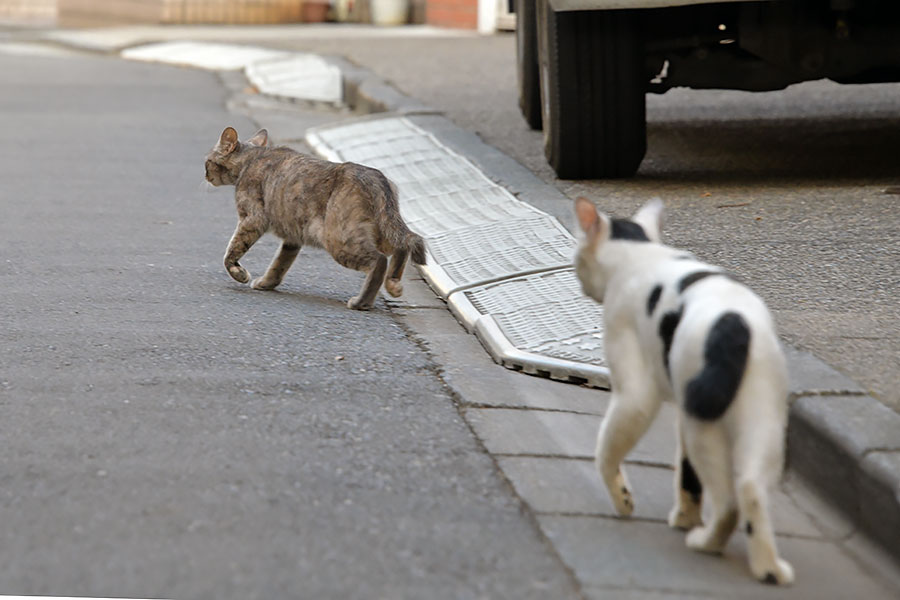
205;127;426;310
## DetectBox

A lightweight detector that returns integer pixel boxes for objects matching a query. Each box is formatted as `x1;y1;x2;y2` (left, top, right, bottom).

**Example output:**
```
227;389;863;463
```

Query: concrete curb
37;29;900;563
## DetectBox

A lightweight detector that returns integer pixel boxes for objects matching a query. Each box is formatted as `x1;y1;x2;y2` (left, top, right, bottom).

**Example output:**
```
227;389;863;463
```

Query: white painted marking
0;42;80;58
121;41;288;71
44;25;475;54
245;54;341;104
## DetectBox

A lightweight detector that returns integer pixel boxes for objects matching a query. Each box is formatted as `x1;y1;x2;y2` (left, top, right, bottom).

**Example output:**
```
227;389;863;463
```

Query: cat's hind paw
754;558;795;586
384;278;403;298
668;505;703;530
227;265;251;284
686;525;725;554
251;277;278;290
347;296;374;311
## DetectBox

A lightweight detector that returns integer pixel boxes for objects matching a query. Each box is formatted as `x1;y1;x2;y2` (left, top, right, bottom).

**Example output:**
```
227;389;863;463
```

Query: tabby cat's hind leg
252;242;300;290
347;254;388;310
384;248;408;297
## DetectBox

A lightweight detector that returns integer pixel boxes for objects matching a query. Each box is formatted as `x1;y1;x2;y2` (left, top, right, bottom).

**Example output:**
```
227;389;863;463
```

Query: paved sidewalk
389;272;900;599
6;22;899;597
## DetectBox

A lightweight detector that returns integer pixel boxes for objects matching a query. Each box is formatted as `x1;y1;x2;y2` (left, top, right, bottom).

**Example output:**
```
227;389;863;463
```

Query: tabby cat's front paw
227;265;251;284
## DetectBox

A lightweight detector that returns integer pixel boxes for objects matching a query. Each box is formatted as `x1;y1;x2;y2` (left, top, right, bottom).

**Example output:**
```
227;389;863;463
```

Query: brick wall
58;0;307;26
0;0;57;23
425;0;477;29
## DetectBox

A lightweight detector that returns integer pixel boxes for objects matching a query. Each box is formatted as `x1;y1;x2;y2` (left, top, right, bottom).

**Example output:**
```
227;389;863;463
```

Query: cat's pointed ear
247;128;268;147
575;197;609;244
217;127;239;155
632;198;665;242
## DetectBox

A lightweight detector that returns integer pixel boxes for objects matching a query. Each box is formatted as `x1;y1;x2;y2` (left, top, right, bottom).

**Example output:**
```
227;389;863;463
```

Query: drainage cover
308;117;567;293
450;269;609;388
306;116;609;388
424;215;575;297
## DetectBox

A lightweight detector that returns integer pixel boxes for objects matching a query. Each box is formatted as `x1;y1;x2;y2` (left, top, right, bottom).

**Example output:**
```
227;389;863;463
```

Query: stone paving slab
499;455;824;538
499;457;675;520
464;404;677;465
539;515;899;599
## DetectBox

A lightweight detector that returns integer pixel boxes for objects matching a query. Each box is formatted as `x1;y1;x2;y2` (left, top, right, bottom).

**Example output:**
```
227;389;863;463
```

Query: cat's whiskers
198;179;216;194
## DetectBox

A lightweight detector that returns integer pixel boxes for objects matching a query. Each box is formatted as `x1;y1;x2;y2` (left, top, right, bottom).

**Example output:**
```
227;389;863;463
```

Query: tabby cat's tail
408;233;427;266
379;176;426;266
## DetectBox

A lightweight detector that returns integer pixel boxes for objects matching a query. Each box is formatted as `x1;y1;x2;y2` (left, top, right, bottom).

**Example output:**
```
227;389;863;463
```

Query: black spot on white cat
678;270;720;293
681;458;703;504
763;573;778;585
746;521;754;536
684;312;750;421
658;305;683;375
647;285;663;316
610;219;650;242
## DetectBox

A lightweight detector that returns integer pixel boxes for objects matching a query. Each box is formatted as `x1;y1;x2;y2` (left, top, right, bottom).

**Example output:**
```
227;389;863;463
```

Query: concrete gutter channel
19;32;899;577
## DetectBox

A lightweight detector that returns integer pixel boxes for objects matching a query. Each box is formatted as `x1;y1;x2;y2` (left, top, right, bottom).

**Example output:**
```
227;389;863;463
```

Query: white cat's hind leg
683;425;738;554
736;477;794;585
668;416;704;530
595;385;661;517
731;375;793;585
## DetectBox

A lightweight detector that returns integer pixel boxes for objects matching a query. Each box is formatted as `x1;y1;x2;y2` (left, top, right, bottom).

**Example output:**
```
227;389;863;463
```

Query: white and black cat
574;197;794;585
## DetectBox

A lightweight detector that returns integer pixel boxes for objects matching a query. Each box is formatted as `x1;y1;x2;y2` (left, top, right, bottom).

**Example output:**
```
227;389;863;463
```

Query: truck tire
516;0;542;130
537;1;647;179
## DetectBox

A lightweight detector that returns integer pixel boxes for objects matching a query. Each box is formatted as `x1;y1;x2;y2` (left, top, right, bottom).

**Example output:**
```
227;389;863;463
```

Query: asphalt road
269;32;900;413
0;52;580;599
